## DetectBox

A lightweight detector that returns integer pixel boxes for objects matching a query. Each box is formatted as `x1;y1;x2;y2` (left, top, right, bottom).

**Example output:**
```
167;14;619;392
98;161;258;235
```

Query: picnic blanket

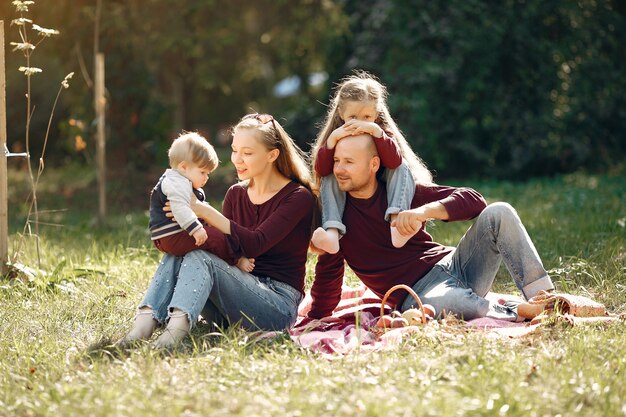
289;285;620;356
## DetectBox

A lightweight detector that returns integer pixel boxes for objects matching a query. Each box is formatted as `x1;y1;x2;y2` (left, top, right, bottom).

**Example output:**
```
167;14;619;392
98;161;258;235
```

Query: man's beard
336;176;367;193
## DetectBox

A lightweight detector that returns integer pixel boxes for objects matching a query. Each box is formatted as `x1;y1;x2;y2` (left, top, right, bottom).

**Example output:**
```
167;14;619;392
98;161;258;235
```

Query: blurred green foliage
2;0;625;183
324;0;626;178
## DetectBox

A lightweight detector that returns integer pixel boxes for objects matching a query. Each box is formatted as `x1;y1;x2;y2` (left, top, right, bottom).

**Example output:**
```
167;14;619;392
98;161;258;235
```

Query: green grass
1;170;625;417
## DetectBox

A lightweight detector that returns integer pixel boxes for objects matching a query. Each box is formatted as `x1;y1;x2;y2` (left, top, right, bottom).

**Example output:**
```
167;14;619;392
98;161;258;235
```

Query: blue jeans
320;160;415;234
400;202;554;319
139;250;303;331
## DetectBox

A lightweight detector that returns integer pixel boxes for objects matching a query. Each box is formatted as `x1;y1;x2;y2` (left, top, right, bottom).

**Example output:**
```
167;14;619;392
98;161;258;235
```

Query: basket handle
380;284;427;325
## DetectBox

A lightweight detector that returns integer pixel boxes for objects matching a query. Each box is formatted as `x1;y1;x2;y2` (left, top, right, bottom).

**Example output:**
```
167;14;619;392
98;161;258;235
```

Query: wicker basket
378;284;427;328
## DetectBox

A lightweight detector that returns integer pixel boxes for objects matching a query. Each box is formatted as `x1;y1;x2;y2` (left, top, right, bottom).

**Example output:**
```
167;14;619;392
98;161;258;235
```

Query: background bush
2;0;625;192
328;0;626;178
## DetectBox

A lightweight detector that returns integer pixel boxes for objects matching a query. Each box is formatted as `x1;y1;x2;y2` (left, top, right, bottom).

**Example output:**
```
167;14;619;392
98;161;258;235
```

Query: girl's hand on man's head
327;125;353;149
344;120;383;138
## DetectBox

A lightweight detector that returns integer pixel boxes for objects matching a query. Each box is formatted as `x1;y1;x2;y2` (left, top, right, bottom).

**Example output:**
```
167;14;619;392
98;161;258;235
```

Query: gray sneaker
486;302;524;322
503;299;528;322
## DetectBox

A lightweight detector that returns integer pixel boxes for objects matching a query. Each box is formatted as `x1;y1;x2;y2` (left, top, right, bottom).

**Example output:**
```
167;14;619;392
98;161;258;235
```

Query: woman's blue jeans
139;250;303;331
400;202;554;319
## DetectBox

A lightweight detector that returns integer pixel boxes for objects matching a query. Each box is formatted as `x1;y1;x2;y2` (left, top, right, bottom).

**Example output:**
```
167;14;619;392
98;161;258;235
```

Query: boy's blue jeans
139;251;303;331
320;160;415;234
400;202;554;319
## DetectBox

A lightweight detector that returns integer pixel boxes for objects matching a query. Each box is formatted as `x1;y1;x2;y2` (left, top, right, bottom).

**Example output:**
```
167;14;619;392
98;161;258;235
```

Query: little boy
149;132;254;272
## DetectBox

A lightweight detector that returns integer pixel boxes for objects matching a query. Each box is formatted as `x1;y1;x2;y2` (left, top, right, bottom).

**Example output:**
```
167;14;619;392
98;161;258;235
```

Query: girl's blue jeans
320;160;415;235
400;202;554;319
139;250;303;331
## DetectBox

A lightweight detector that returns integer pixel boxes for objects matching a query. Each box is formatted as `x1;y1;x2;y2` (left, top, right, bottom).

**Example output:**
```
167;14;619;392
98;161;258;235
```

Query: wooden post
94;53;106;222
1;21;9;274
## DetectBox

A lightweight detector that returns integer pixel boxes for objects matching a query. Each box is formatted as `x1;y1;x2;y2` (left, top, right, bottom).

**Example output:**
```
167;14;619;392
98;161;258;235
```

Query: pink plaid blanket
289;286;536;356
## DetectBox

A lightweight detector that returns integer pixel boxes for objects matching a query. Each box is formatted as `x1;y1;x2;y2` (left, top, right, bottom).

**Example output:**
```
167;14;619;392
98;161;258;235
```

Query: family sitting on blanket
119;72;556;348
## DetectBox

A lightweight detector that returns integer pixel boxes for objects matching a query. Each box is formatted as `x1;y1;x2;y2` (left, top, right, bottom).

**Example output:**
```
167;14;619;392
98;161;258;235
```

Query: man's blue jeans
400;202;554;319
139;251;303;331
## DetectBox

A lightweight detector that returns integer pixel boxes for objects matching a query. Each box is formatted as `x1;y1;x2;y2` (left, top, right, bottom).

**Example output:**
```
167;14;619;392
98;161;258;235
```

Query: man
308;134;554;321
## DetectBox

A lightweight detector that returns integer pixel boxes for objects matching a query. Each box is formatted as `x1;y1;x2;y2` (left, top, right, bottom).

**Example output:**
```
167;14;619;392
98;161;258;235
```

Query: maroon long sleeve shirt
314;131;402;176
308;181;487;318
223;181;315;294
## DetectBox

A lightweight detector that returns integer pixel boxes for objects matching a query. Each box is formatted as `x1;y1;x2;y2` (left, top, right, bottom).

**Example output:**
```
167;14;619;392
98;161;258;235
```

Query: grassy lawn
1;169;625;417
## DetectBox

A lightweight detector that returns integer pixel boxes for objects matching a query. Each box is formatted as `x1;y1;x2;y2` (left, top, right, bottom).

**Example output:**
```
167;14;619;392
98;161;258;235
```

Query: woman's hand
190;197;232;235
163;198;212;226
190;196;210;218
163;201;176;221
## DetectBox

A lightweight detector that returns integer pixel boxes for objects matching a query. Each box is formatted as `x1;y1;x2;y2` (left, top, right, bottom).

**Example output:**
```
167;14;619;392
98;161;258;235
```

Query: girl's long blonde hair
311;71;432;190
234;114;313;191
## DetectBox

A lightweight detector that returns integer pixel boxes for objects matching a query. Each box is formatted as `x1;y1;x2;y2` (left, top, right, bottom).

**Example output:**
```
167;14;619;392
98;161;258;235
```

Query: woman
120;113;315;348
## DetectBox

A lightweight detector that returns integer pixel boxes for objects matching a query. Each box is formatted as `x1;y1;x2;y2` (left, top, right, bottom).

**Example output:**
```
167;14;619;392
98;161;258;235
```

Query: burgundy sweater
224;181;315;294
309;181;487;318
314;131;402;176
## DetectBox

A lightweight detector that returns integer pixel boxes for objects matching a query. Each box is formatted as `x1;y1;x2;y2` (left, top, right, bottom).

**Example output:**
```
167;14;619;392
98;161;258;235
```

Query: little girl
310;72;432;253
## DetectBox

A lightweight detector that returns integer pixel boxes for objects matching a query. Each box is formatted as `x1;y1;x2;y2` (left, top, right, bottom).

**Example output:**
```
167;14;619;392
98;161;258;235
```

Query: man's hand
392;202;450;235
391;211;423;236
192;228;208;246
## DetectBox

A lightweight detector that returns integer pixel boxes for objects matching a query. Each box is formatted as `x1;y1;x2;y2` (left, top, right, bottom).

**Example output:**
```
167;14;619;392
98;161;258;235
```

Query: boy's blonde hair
168;132;219;172
311;71;432;190
233;114;312;191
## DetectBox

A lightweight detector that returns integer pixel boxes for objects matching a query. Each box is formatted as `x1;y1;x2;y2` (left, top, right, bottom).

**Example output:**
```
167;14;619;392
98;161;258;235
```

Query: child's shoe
311;227;340;254
390;226;417;248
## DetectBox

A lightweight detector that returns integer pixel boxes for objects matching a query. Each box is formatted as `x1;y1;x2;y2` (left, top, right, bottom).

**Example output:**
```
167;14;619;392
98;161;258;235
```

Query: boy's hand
193;228;208;246
343;120;383;138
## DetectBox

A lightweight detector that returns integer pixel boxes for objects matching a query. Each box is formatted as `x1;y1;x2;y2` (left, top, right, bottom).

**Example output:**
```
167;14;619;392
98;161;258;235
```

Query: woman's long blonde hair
311;71;432;190
234;114;312;191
